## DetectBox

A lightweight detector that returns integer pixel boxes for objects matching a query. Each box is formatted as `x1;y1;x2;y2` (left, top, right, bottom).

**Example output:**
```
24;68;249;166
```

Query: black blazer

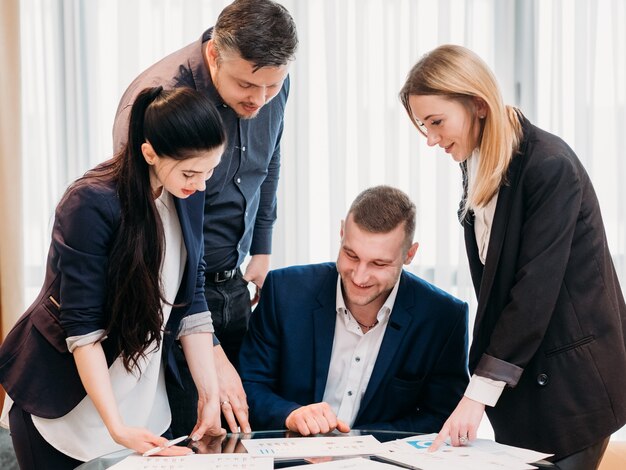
0;181;209;418
240;263;469;433
464;115;626;459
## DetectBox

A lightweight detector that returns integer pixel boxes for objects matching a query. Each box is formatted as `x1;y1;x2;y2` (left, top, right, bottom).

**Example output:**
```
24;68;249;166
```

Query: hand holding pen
143;435;190;457
109;425;193;457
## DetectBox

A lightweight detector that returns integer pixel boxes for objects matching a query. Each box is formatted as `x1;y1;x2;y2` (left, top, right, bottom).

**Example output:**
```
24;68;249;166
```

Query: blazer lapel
357;273;413;415
173;196;195;304
312;271;339;402
472;149;525;329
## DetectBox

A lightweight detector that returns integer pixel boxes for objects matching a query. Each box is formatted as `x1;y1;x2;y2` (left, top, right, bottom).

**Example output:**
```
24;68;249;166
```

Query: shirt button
236;177;241;184
237;243;241;250
242;146;246;152
347;391;353;397
222;104;227;108
355;357;361;362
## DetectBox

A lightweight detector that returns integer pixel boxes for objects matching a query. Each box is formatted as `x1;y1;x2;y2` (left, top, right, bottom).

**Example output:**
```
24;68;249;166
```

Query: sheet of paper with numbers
108;454;273;470
241;435;385;459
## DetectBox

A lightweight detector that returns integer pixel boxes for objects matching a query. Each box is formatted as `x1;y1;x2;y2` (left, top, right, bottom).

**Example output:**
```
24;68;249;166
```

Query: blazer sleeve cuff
66;329;107;353
474;353;523;387
176;311;214;339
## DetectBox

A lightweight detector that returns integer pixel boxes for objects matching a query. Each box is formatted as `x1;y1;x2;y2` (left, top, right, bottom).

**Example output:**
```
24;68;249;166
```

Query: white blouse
466;151;498;265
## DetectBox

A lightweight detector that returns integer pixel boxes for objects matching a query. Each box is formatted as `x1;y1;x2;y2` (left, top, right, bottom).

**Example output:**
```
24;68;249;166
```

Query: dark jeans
553;436;610;470
166;270;251;437
9;405;82;470
204;270;252;370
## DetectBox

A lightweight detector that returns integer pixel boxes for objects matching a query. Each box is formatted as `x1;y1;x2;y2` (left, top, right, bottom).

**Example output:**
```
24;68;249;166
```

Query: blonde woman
400;44;626;470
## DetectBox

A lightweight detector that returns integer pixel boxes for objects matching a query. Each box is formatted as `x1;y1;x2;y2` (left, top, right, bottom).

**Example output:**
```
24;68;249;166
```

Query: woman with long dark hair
0;86;227;468
400;45;626;469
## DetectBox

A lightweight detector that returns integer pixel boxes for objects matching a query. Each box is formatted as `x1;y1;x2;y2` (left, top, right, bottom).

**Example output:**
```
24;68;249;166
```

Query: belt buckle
214;269;235;283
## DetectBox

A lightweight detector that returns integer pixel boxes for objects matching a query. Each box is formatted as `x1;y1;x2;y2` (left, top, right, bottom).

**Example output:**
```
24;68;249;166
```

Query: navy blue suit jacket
239;263;469;432
0;180;209;418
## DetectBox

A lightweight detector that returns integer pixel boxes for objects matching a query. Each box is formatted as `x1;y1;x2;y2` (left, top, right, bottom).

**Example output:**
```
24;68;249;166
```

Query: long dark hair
64;86;225;371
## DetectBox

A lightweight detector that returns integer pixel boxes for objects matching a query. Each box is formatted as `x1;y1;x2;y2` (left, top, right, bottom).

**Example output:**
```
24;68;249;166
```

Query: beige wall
0;0;24;345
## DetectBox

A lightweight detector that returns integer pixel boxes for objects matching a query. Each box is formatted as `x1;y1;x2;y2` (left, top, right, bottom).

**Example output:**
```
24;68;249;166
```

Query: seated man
239;185;469;435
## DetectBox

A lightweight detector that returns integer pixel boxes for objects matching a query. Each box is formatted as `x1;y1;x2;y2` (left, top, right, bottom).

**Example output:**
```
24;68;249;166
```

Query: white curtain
20;0;513;312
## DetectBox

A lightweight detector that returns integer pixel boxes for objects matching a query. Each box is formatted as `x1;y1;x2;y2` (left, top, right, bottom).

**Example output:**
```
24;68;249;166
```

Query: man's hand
428;396;485;451
214;344;251;433
285;403;351;436
243;254;270;285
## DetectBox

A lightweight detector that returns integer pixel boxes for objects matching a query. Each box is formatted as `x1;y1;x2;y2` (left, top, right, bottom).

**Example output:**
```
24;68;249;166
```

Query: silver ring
459;435;469;445
220;400;230;407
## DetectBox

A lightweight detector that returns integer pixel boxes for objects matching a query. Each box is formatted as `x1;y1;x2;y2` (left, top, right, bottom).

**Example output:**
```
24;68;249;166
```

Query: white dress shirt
321;276;400;426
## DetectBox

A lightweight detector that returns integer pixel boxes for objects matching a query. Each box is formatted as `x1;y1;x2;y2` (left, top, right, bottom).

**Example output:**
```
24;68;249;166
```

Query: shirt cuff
66;329;107;353
250;228;273;255
177;311;214;339
464;374;506;407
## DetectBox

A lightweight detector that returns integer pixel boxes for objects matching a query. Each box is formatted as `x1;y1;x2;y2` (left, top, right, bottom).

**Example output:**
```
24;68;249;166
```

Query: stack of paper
375;433;553;470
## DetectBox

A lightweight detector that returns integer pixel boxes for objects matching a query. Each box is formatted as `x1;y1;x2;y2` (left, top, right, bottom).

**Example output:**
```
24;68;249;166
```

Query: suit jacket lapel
173;196;195;306
312;270;339;402
357;273;413;415
472;149;525;329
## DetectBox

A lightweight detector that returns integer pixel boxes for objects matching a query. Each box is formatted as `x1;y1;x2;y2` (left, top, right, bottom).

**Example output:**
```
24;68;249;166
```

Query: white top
321;275;400;427
465;152;506;406
466;151;499;265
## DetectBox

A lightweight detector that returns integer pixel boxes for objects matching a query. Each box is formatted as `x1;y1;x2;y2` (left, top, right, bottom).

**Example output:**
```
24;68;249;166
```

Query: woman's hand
110;425;192;456
179;333;227;440
214;345;251;433
428;396;485;451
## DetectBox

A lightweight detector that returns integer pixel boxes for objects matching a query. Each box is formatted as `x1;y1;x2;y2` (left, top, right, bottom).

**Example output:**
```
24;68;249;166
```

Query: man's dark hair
213;0;298;70
348;186;416;251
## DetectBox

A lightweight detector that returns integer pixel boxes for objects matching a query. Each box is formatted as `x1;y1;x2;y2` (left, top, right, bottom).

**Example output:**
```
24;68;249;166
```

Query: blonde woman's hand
428;396;485;452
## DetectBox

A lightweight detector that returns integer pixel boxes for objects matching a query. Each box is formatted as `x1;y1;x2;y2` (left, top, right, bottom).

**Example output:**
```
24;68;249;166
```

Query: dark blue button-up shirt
113;28;288;272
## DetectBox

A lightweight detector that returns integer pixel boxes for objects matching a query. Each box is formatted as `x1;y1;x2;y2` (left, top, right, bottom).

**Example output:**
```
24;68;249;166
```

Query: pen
142;435;189;457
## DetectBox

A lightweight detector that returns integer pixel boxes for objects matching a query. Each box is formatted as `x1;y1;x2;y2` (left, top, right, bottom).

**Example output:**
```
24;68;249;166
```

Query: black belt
207;268;239;283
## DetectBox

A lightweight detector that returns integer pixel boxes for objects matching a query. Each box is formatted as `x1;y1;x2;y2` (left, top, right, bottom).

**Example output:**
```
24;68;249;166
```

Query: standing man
113;0;298;436
240;186;469;434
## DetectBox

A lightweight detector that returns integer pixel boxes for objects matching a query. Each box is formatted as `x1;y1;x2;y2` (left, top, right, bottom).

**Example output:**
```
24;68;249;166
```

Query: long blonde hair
399;45;522;212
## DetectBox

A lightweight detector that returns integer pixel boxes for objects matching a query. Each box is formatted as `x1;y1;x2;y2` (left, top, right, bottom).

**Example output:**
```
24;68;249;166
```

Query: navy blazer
464;115;626;459
239;263;469;433
0;181;209;419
